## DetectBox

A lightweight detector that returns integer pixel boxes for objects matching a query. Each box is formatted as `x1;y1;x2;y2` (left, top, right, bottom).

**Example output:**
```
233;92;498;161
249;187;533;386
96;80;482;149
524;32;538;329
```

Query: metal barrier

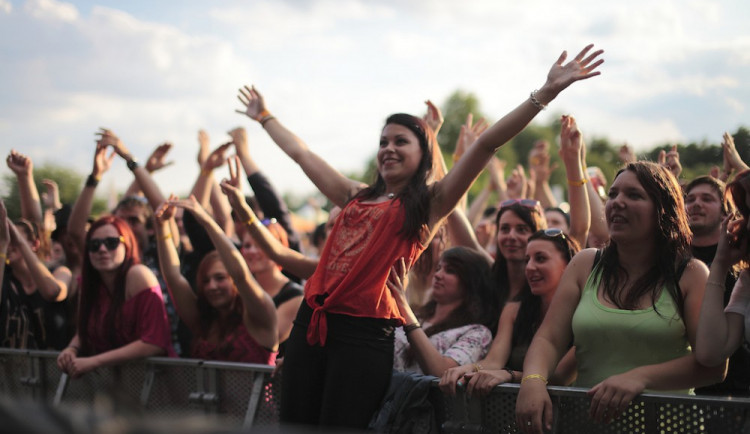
1;348;749;433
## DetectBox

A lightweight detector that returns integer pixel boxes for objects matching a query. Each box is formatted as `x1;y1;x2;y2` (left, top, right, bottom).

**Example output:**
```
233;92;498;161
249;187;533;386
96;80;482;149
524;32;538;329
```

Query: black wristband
504;367;515;382
86;174;100;188
126;158;139;171
404;322;421;334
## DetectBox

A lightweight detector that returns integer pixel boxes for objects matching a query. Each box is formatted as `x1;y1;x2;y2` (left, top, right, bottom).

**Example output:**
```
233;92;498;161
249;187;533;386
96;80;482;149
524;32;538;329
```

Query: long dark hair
512;230;580;348
353;113;436;241
78;215;140;355
491;204;546;306
599;161;692;317
194;251;244;339
406;246;496;366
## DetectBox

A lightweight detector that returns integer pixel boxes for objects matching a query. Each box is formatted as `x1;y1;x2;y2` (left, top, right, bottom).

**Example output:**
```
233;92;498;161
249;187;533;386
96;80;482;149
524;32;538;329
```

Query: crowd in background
2;44;750;433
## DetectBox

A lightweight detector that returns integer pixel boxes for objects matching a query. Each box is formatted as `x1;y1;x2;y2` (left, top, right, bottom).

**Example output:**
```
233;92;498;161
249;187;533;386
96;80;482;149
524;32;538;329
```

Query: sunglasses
88;236;125;252
543;228;566;239
500;199;540;210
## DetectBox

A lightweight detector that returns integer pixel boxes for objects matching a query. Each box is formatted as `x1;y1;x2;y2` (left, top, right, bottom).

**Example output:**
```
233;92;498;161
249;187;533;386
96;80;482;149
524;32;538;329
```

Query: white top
393;322;492;375
725;270;750;344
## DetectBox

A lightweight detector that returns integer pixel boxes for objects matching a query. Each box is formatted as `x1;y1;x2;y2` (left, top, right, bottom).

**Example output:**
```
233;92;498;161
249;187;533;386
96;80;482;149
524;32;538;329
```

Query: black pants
280;302;395;429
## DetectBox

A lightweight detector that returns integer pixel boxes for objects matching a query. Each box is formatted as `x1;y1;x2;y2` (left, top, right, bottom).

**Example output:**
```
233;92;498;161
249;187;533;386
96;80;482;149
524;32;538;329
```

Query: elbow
695;349;728;369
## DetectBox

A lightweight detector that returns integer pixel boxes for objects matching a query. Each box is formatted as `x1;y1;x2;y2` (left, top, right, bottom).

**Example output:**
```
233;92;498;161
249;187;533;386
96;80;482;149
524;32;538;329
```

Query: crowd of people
2;43;749;432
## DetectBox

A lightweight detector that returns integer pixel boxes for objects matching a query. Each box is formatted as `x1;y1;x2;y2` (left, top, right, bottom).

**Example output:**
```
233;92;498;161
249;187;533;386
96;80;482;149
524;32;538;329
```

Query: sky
1;0;749;205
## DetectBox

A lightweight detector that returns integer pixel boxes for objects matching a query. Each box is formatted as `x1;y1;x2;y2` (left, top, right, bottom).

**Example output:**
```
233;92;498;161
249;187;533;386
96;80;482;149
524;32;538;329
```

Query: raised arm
0;201;9;302
8;222;69;302
153;199;201;332
171;195;279;351
696;216;747;366
7;150;42;226
220;170;318;279
235;85;364;207
558;115;590;247
230;127;301;252
529;140;558;209
68;138;115;252
430;45;604;234
584;166;609;248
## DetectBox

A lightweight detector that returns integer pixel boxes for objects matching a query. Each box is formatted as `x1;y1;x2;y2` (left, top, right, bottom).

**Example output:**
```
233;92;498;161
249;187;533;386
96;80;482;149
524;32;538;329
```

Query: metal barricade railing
1;348;749;433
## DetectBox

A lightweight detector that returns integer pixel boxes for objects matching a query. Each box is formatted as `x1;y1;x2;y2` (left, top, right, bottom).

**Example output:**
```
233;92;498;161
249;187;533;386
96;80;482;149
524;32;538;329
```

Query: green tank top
571;264;692;394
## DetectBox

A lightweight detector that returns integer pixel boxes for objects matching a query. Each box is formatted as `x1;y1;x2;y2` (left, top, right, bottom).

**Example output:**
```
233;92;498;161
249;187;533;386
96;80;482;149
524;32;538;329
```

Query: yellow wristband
245;215;258;226
452;154;461;163
567;178;589;187
521;374;548;385
159;233;172;241
0;253;6;260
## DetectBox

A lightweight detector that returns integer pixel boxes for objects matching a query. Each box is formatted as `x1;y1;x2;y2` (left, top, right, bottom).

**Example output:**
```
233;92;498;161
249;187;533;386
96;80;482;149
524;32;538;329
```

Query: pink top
87;285;176;357
192;324;277;365
304;198;426;345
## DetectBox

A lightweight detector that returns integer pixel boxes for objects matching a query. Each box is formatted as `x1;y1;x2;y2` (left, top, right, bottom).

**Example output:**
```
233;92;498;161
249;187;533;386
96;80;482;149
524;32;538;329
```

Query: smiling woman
236;44;604;429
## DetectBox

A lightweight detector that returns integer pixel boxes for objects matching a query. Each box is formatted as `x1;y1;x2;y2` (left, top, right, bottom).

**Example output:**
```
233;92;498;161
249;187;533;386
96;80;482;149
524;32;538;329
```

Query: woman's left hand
587;371;645;424
545;44;604;94
464;369;513;398
170;195;210;222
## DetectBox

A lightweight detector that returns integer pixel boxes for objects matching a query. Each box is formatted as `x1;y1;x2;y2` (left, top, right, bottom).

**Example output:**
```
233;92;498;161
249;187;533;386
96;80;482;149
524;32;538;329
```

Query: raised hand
658;145;682;180
169;195;211;222
145;142;174;173
721;131;749;176
529;140;557;183
92;139;116;179
506;165;528;199
6;150;33;177
423;100;444;135
236;85;268;121
96;128;133;161
202;142;233;172
228;127;249;154
41;179;62;211
455;113;489;161
559;115;582;163
197;130;210;166
487;157;507;193
618;144;636;165
154;194;179;223
544;44;604;95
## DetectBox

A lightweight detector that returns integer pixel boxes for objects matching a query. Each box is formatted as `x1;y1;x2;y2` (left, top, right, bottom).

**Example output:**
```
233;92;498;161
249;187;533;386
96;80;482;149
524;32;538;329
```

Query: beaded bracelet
260;116;276;127
529;90;547;110
504;367;515;382
473;363;483;372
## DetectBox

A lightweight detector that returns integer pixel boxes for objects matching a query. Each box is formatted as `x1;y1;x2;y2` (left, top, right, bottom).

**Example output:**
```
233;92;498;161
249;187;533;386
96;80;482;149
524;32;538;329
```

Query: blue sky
1;0;749;202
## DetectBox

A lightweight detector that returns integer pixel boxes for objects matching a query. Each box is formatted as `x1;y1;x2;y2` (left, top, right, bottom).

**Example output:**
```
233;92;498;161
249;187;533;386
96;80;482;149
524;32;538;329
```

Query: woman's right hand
515;380;554;434
714;215;748;269
439;364;475;395
92;139;115;179
154;195;178;224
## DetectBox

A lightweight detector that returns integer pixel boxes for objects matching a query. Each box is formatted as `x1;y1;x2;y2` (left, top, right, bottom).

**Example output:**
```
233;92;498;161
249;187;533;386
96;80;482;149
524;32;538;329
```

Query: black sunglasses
88;236;125;252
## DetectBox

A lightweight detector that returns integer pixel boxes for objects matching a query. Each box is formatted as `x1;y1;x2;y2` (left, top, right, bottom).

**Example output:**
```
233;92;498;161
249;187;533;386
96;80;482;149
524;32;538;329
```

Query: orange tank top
304;198;426;345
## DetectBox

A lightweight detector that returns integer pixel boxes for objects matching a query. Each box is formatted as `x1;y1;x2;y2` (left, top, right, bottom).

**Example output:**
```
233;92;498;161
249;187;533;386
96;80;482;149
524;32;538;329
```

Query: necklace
387;193;395;199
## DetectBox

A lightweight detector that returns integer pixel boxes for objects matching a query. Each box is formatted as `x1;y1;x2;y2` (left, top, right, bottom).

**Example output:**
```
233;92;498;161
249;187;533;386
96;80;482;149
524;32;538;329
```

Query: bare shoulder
125;264;160;299
679;258;709;295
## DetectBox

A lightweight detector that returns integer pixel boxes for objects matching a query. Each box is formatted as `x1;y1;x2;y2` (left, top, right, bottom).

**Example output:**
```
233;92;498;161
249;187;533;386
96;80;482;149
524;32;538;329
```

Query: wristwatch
126;158;139;171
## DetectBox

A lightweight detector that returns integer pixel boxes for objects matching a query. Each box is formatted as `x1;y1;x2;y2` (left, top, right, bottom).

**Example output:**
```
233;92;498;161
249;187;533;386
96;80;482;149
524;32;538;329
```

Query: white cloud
0;0;11;14
24;0;77;22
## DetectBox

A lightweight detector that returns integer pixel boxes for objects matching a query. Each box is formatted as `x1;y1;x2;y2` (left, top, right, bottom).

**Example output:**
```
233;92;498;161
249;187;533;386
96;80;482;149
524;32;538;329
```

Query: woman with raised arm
516;162;725;434
386;247;495;377
237;45;603;429
56;216;174;378
440;229;580;396
696;170;750;369
155;194;278;364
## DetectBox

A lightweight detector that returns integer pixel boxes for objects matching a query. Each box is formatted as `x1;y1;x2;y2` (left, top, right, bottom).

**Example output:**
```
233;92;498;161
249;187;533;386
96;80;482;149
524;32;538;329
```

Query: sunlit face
496;211;533;262
525;239;568;300
241;232;276;274
88;224;126;272
544;210;569;232
605;170;656;243
685;184;723;236
431;259;464;305
377;123;423;185
200;260;236;309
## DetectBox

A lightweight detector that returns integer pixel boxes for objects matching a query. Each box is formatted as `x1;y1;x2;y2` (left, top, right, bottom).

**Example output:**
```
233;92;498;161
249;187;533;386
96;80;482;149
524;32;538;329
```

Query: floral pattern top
393;322;492;375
